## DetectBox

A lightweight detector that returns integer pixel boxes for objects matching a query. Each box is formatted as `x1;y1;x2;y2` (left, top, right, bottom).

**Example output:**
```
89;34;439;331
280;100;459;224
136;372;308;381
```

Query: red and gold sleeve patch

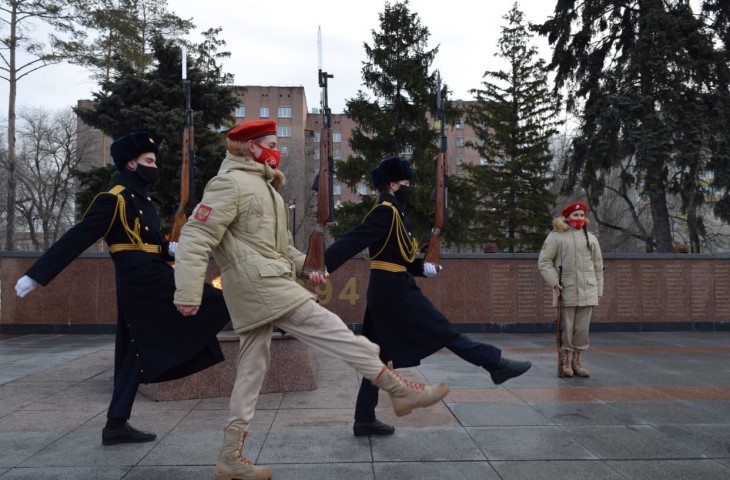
194;204;213;222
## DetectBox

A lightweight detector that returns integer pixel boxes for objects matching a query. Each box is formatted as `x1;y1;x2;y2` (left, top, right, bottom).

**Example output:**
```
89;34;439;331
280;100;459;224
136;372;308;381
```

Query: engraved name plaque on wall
714;263;730;318
517;264;537;318
690;263;711;318
489;263;513;321
615;264;638;320
665;263;685;319
640;264;661;320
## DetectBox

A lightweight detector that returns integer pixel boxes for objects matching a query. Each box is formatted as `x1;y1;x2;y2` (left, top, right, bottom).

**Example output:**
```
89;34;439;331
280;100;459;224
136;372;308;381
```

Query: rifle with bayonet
556;265;564;376
424;71;447;268
170;46;195;242
302;27;334;277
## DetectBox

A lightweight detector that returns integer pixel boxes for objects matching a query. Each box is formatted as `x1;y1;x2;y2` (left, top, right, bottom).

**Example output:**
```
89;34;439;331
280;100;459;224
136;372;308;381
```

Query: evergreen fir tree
331;0;465;244
464;3;559;253
73;35;237;232
535;0;729;252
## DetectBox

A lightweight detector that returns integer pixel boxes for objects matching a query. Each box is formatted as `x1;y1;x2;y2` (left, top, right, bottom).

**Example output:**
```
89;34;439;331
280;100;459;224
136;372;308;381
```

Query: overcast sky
1;0;556;115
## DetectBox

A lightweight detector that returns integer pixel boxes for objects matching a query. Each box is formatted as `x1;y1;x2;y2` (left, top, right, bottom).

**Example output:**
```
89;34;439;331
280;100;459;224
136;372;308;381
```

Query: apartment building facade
74;86;482;251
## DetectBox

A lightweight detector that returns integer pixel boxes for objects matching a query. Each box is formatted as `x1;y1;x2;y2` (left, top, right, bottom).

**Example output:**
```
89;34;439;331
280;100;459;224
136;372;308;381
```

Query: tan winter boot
559;350;573;378
572;350;590;377
214;428;272;480
371;362;449;416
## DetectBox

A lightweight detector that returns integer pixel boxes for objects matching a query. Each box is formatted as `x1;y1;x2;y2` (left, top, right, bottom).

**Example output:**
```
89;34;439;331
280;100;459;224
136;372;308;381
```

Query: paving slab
0;332;729;479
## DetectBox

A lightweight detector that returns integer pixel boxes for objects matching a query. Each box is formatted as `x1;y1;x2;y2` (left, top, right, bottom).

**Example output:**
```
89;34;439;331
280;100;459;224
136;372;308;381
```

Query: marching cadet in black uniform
324;157;533;437
14;131;230;445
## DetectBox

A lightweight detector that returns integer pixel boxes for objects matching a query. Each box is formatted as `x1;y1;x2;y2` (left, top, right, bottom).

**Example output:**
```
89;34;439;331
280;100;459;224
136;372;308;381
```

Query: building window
333;150;342;160
314;132;321;143
260;106;269;118
277;126;291;137
480;157;488;165
235;106;245;117
278;107;292;118
279;146;289;156
332;132;342;143
357;184;368;195
455;118;464;129
456;155;464;165
455;137;465;147
401;145;413;155
333;185;341;195
314;149;320;160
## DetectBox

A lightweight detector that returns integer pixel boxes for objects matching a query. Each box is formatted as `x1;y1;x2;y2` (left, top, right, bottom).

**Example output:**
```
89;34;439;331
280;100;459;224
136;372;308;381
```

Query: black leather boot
489;357;532;385
353;419;395;436
102;422;156;445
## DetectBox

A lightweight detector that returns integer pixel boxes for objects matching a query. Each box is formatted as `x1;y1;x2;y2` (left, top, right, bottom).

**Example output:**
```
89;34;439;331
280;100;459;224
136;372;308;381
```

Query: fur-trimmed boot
572;350;590;377
559;350;573;378
371;362;449;416
214;428;272;480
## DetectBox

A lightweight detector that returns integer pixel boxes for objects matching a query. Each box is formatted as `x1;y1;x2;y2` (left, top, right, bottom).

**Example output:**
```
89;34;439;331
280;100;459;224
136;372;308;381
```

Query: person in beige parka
538;201;604;378
172;120;449;480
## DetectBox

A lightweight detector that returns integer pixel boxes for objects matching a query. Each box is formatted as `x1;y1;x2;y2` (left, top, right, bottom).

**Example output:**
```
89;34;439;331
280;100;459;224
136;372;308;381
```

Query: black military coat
325;193;459;368
25;170;230;383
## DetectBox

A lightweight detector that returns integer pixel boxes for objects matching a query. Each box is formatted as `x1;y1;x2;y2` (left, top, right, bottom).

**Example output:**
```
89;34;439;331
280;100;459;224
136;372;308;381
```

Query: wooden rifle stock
302;127;330;277
424;149;445;266
555;265;563;375
170;125;193;242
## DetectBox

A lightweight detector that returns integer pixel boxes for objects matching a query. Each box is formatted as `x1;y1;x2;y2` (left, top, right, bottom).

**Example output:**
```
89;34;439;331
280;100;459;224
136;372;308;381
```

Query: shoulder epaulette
365;199;416;263
84;184;143;246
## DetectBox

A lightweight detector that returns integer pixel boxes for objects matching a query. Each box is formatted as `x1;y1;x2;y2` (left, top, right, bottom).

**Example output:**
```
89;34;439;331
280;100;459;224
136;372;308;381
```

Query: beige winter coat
538;217;604;307
173;152;314;334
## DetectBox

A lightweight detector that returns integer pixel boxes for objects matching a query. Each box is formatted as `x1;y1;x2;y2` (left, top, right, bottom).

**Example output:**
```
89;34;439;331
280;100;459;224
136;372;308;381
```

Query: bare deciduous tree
0;0;81;250
12;107;89;250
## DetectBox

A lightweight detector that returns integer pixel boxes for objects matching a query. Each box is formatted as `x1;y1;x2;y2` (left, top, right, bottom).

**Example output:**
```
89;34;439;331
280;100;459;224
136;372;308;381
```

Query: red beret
562;201;588;218
227;120;277;142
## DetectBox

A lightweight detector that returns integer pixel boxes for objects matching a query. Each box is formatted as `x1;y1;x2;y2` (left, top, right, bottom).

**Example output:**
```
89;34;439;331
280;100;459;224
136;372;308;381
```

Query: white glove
15;275;38;298
168;241;177;256
423;262;439;277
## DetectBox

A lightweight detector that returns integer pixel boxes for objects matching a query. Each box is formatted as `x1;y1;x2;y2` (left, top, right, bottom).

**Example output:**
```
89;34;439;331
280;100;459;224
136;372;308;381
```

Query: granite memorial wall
2;252;729;333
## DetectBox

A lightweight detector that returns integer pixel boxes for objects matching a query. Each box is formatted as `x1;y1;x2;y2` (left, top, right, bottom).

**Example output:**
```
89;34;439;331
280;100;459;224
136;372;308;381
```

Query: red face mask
252;142;281;169
567;218;585;230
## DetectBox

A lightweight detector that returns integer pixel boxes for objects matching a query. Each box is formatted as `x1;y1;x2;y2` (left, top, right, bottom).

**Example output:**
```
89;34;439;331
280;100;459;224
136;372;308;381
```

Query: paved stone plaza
1;331;729;479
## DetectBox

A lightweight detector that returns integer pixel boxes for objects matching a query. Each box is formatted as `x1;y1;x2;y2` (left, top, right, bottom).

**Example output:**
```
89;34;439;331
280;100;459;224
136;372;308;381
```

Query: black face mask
394;184;411;206
134;164;160;185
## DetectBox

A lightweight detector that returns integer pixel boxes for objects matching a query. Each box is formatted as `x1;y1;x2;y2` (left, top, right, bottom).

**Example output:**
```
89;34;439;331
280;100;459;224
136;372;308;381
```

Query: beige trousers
226;299;384;431
561;305;593;352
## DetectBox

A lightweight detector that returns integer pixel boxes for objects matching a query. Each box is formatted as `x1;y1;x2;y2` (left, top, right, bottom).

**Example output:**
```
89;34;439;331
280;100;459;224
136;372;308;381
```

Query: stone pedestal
139;331;318;401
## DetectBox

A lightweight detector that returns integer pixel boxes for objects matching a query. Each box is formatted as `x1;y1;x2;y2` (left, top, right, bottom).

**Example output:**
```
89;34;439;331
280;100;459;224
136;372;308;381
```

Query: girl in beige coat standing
538;201;604;378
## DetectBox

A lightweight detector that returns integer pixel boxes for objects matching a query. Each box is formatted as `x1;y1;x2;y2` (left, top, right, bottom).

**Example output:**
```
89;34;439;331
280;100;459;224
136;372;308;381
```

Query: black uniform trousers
354;333;502;422
107;343;143;421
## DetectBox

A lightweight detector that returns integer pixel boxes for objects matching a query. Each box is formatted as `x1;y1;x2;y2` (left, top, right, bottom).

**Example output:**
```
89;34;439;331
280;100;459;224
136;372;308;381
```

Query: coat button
131;193;135;198
147;197;151;201
139;210;143;215
144;226;149;231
